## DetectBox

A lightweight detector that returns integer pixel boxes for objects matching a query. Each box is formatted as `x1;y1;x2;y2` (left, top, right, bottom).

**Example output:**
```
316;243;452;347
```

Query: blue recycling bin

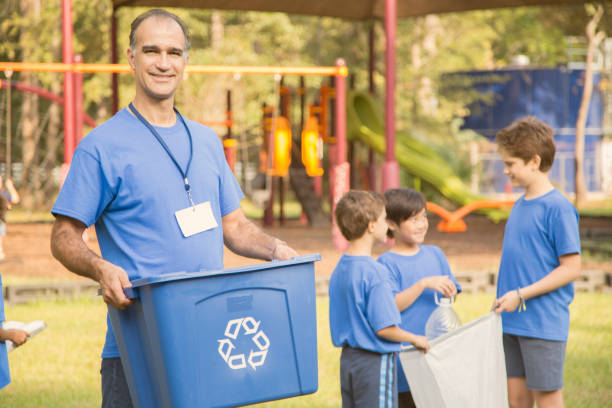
108;254;320;408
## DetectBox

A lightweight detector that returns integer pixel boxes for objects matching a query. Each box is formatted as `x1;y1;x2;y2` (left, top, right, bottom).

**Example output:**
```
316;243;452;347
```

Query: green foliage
0;2;605;207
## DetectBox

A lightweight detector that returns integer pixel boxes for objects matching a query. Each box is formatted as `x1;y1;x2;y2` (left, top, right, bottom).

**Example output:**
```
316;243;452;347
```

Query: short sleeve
214;139;244;216
550;207;581;257
433;246;462;293
378;256;401;295
366;280;401;332
51;148;115;226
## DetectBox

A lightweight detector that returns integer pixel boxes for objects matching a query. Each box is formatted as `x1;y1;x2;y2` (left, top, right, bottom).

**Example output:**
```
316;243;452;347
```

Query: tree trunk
211;12;224;50
19;0;42;210
575;6;604;208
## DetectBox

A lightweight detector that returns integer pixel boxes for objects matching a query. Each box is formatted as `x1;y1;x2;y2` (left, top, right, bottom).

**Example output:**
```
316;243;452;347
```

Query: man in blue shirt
50;9;297;408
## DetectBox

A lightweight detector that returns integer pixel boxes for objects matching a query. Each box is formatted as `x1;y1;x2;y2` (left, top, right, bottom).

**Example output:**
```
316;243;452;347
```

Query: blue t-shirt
0;274;10;389
378;245;462;392
52;108;244;358
328;255;402;354
496;189;580;341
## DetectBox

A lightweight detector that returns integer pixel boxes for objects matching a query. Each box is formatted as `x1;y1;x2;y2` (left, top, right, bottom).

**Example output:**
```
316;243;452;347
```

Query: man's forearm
224;216;280;260
50;218;104;282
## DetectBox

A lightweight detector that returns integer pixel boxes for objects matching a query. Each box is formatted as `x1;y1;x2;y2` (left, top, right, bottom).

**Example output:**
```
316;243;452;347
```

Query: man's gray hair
129;9;190;57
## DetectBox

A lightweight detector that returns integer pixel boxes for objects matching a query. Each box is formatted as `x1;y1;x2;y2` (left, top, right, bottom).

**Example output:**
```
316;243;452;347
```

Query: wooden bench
574;270;608;292
4;281;100;305
453;270;494;293
316;276;330;297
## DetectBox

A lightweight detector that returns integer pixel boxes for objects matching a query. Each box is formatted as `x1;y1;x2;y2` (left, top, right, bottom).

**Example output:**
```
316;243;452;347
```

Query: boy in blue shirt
493;117;581;408
378;188;461;408
329;190;429;408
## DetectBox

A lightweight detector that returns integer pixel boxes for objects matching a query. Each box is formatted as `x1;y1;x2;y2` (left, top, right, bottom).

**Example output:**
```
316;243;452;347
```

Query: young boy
492;116;581;408
0;272;29;389
378;187;461;408
329;190;429;408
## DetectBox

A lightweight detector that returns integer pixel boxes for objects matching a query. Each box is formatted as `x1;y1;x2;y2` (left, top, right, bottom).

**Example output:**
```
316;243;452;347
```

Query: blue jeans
100;358;133;408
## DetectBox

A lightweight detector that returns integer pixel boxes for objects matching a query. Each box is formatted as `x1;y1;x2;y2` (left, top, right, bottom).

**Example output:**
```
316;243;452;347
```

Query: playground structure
6;0;567;248
1;60;514;238
0;59;354;249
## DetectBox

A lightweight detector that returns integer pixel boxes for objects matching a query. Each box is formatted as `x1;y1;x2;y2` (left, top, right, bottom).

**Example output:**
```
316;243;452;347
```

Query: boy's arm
376;325;429;353
0;327;29;346
494;253;581;313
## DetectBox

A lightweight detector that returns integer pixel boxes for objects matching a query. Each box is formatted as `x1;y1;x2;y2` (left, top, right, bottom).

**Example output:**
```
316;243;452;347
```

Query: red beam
0;80;96;128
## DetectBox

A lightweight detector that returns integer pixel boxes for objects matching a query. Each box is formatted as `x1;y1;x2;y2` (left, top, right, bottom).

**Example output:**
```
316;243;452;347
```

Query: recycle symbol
217;317;270;370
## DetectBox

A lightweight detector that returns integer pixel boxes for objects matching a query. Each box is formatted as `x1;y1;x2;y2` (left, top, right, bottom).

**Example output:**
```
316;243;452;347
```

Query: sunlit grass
0;294;610;407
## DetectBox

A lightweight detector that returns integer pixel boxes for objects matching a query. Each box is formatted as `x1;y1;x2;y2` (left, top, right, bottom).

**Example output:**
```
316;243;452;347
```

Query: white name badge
175;201;219;237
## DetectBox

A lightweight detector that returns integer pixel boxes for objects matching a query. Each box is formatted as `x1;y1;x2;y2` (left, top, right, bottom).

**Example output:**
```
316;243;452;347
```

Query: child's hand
6;329;29;347
422;276;457;298
5;179;14;189
492;290;521;314
411;334;430;354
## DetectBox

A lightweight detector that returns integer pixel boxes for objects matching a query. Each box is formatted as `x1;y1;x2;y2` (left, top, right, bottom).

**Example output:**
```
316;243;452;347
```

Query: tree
575;4;605;208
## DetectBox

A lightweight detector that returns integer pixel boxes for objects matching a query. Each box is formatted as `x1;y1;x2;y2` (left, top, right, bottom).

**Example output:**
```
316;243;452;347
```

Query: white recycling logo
217;317;270;370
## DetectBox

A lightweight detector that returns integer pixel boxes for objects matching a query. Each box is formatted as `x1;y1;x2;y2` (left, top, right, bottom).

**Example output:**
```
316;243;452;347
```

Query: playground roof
111;0;588;19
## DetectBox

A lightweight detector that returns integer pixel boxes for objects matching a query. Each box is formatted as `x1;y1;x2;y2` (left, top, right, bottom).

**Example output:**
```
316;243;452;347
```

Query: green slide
346;91;508;221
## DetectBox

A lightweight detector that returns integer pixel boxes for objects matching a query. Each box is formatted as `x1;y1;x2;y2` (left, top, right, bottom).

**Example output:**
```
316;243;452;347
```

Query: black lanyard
129;102;196;207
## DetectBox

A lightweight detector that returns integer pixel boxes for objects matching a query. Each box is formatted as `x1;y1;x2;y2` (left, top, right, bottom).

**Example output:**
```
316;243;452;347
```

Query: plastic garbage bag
399;312;508;408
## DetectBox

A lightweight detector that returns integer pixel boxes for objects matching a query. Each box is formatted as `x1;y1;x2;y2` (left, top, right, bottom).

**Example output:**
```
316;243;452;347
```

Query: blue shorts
340;347;398;408
503;333;566;391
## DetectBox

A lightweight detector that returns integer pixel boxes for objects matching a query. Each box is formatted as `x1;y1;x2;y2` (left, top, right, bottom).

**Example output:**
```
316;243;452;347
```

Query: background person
0;176;20;260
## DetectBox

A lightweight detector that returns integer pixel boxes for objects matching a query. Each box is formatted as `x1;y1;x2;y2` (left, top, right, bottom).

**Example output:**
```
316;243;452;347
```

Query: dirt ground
0;214;610;282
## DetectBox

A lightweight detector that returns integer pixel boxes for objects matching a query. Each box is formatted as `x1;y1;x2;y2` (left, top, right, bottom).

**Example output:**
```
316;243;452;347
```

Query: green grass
1;294;611;407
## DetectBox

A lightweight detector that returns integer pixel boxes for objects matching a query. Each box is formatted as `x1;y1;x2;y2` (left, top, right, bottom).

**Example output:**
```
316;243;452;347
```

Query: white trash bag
399;312;508;408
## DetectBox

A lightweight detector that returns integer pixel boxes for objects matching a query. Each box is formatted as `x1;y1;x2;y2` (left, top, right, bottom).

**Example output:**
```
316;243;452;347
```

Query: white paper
174;201;219;237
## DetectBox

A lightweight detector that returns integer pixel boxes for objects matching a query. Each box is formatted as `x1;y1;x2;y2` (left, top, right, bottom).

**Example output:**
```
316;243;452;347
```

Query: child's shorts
503;333;566;391
0;221;5;236
340;347;398;408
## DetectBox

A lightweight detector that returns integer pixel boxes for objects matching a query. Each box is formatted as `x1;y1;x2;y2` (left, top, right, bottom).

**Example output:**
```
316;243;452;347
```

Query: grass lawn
0;293;610;407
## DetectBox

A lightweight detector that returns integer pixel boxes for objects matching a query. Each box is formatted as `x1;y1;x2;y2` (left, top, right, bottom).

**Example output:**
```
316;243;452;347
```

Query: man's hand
97;260;134;310
272;240;299;260
492;290;520;314
422;276;457;298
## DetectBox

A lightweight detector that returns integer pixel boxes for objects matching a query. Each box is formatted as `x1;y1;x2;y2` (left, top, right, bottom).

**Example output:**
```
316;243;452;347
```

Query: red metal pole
111;9;119;114
368;22;378;191
335;59;347;166
383;0;400;190
73;54;83;145
331;58;349;251
62;0;75;167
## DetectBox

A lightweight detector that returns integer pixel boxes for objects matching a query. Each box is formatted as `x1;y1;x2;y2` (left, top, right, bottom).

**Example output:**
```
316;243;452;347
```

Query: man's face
127;17;188;101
